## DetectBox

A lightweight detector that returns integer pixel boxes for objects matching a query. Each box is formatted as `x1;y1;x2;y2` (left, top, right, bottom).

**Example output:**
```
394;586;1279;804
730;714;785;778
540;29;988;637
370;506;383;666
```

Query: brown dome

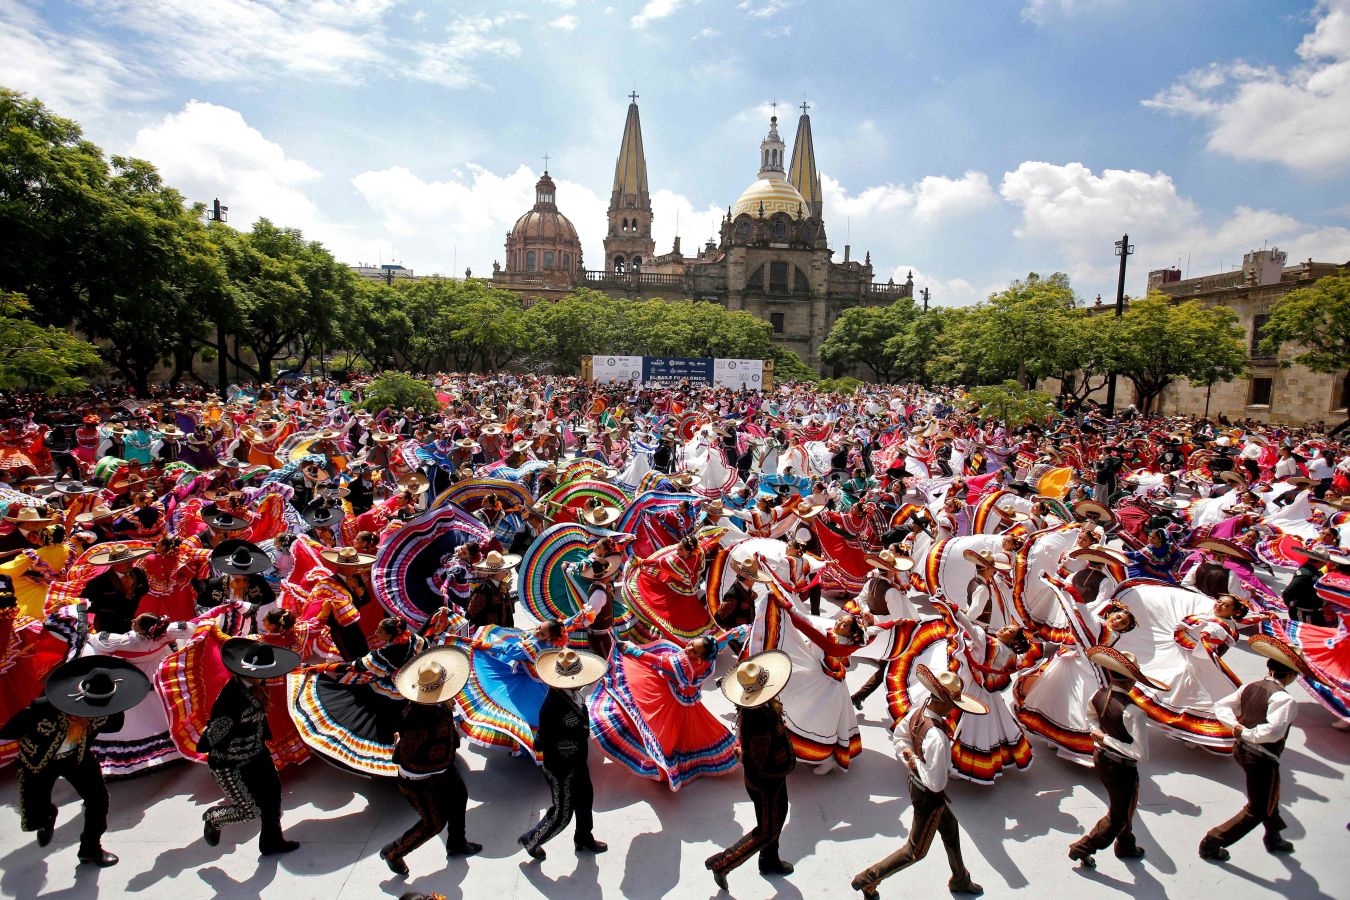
503;172;584;279
509;208;580;243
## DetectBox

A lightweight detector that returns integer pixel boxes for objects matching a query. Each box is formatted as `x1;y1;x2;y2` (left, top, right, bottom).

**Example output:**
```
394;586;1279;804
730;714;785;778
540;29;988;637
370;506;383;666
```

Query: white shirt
892;706;952;792
586;586;610;619
1213;679;1296;751
1274;457;1299;478
1306;456;1333;480
1087;687;1149;763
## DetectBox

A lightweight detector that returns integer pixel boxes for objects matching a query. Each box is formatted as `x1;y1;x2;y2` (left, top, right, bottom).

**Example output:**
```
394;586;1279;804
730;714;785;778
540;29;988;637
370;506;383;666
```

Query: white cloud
1143;0;1350;172
763;24;792;38
650;189;725;255
820;174;913;220
351;163;610;275
999;160;1350;290
739;0;794;18
70;1;518;90
912;171;997;223
128;101;325;234
550;14;579;31
691;26;720;40
631;0;684;29
0;0;155;119
1021;0;1117;25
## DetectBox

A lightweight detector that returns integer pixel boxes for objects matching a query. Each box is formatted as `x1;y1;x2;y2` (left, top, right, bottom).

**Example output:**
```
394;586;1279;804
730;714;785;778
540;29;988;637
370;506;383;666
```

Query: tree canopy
1260;270;1350;373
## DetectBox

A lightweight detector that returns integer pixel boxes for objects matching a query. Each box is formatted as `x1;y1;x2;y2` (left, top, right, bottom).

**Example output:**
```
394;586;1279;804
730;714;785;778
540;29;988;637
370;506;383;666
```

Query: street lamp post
206;198;230;400
1103;233;1133;414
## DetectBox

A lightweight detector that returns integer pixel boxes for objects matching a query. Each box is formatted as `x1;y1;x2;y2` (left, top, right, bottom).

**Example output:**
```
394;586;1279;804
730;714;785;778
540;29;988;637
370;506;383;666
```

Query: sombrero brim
86;546;152;566
720;650;792;708
210;539;273;576
320;549;376;568
395;647;471;703
221;638;301;679
535;649;609;690
1248;635;1317;682
44;656;152;717
915;663;988;715
1087;646;1169;691
865;556;915;573
1068;547;1128;567
203;514;252;532
1196;538;1252;561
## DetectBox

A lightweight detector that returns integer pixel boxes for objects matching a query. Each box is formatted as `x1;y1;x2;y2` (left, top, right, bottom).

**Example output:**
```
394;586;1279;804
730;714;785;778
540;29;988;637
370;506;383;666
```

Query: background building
490;98;911;370
1144;249;1347;425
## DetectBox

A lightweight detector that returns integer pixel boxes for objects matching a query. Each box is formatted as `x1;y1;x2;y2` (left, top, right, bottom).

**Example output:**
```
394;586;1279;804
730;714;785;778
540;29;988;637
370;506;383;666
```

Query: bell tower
604;92;655;273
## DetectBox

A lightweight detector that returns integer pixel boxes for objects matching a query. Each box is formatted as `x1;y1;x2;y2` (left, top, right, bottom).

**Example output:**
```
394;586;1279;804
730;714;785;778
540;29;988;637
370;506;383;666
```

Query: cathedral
490;96;911;370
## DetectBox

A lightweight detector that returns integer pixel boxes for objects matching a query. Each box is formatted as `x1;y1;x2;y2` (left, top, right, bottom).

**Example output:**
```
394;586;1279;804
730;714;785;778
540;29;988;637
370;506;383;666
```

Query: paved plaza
1;633;1345;900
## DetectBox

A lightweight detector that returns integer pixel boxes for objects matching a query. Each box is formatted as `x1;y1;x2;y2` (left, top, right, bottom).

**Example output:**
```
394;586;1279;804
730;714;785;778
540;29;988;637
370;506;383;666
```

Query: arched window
632;256;642;271
526;250;536;272
622;217;628;231
614;255;625;274
562;253;571;271
544;251;555;269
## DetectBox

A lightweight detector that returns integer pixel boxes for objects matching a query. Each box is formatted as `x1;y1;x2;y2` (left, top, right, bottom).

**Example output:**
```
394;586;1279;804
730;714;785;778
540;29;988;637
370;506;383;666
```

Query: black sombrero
210;538;273;576
45;656;151;717
221;637;301;680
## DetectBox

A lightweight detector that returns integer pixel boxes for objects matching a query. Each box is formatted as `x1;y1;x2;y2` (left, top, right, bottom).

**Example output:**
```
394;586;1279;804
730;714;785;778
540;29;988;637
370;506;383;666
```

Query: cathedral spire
788;101;822;220
611;93;649;206
605;93;655;273
757;114;786;179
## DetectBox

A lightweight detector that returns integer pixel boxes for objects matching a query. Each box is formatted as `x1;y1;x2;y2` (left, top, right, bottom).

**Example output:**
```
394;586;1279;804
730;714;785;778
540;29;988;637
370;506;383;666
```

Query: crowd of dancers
0;373;1345;896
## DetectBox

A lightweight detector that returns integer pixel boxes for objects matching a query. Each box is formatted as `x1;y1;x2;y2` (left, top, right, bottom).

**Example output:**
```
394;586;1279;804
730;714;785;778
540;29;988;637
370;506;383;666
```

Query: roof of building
611;101;649;204
509;172;581;246
787;110;821;215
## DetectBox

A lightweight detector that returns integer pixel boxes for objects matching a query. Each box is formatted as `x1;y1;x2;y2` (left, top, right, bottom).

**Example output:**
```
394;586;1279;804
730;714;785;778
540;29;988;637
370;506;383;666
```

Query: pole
209;199;230;400
1104;233;1131;414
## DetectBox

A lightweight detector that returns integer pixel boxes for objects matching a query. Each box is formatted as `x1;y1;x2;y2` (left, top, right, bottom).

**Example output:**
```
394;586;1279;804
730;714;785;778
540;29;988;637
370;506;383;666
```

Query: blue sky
3;0;1348;304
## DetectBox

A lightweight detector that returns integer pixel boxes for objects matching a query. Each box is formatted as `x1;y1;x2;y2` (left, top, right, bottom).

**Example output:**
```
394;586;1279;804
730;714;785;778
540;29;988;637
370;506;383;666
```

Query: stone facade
1054;249;1348;425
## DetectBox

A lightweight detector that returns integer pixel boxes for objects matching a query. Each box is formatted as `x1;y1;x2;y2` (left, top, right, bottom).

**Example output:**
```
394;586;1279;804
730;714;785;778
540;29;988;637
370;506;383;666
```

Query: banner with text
589;355;644;384
713;358;764;390
642;356;714;385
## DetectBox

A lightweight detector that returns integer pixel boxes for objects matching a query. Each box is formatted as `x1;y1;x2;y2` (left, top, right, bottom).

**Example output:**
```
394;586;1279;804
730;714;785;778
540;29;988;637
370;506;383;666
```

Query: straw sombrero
1151;496;1189;510
4;506;55;527
1219;471;1249;489
320;545;376;568
87;542;152;566
864;549;915;573
720;651;792;708
535;648;608;690
731;556;775;583
1086;646;1169;691
915;663;987;714
1068;546;1127;568
395;647;471;704
1248;635;1317;681
397;473;430;496
1196;537;1253;562
580;502;622;528
963;548;1012;572
473;549;521;579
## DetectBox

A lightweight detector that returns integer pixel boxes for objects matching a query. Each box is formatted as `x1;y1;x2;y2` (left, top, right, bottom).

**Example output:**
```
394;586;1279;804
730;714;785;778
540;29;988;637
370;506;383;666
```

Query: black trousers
1206;744;1285;847
1071;750;1140;855
855;778;970;888
852;660;887;704
329;619;369;662
385;765;469;858
707;774;789;874
522;763;594;851
18;752;108;855
207;754;284;847
588;629;613;659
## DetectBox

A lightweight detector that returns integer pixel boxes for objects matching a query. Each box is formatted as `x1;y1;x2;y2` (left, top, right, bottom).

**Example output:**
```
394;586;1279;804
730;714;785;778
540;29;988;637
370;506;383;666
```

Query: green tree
360;372;440;415
965;380;1057;428
770;346;819;383
819;300;918;382
1260;270;1350;373
1105;294;1247;415
885;306;950;386
0;294;101;393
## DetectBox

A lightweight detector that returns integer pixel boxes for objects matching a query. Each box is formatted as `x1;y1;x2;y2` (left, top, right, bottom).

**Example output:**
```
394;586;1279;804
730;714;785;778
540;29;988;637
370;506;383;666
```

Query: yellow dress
0;544;70;618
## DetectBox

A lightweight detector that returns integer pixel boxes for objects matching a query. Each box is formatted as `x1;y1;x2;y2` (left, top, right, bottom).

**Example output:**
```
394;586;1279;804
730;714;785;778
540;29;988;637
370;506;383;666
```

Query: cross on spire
800;99;810;115
771;98;778;117
542;153;550;172
629;89;639;104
